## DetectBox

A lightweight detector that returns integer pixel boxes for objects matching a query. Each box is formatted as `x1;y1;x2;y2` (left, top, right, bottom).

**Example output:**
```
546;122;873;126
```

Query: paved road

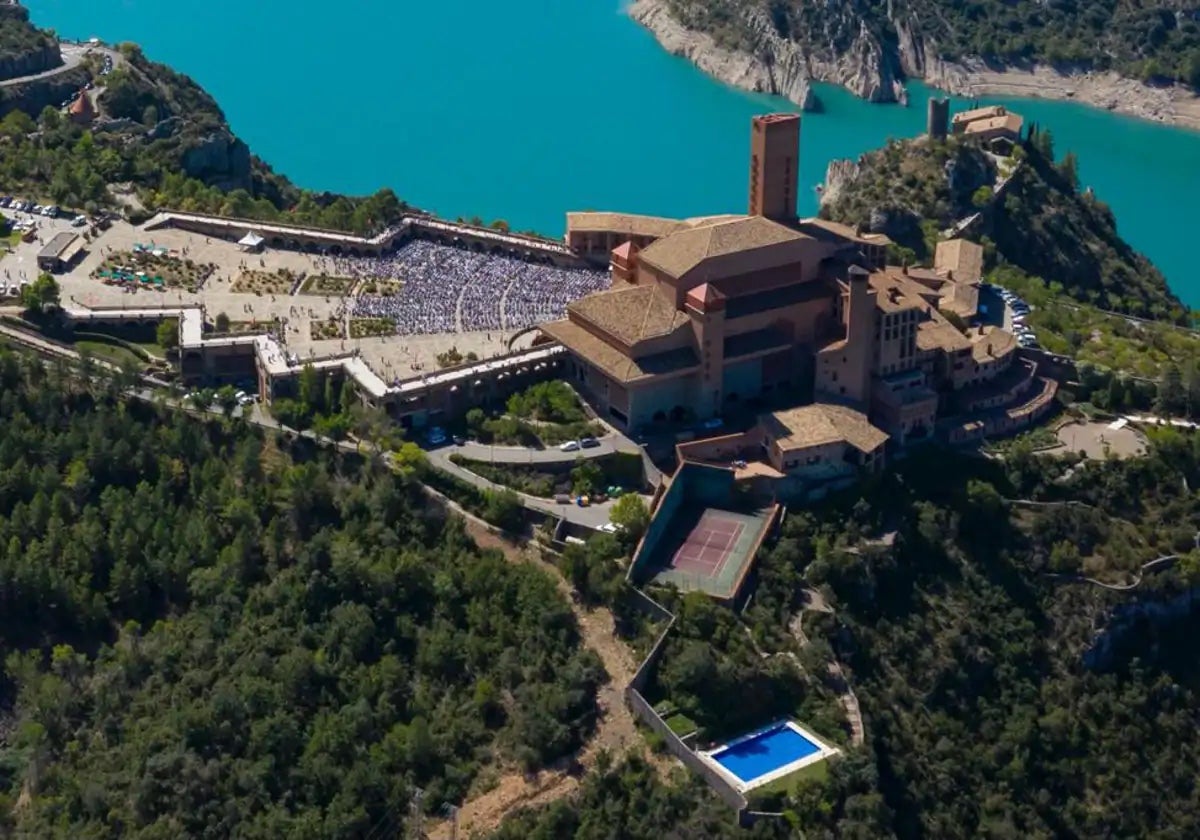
0;43;121;89
424;445;621;528
451;432;640;465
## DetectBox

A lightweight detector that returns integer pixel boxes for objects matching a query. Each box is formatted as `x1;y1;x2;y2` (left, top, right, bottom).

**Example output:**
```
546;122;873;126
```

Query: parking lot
980;282;1038;350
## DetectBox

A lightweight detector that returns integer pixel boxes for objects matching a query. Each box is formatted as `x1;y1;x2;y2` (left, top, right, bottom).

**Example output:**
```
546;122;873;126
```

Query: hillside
495;435;1200;838
0;350;605;836
0;3;59;82
633;0;1200;118
819;131;1186;322
0;15;411;234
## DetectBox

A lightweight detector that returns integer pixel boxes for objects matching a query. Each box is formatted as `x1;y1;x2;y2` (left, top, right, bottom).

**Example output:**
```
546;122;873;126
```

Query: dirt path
789;598;865;748
428;524;661;839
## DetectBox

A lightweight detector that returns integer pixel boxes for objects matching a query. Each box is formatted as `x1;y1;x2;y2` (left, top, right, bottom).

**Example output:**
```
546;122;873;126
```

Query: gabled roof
762;403;889;455
934;238;983;284
952;105;1006;125
964;114;1023;135
637;215;813;281
540;319;699;384
568;284;688;347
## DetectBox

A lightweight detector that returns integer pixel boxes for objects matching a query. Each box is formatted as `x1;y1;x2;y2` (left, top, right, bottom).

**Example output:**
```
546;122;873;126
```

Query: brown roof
567;284;688;346
798;218;892;247
611;241;635;260
868;272;928;314
970;325;1016;363
540;319;698;384
638;215;816;281
686;282;725;311
952;105;1006;125
69;91;95;119
762;403;889;455
934;239;984;284
566;212;684;239
964;114;1023;135
917;316;972;353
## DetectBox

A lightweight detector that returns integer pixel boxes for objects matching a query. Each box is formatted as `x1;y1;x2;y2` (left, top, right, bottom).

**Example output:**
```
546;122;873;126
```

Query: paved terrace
147;210;575;256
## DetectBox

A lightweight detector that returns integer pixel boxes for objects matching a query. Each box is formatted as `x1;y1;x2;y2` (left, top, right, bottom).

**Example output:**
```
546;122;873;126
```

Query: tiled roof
917;317;972;353
934;239;984;284
637;215;812;280
568;285;689;346
970;325;1016;362
540;319;699;384
952;105;1006;125
964;114;1023;135
566;212;684;239
762;403;889;454
797;218;892;247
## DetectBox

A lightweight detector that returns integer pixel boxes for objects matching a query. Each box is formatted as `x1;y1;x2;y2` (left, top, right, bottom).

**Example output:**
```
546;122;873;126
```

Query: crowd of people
312;239;607;336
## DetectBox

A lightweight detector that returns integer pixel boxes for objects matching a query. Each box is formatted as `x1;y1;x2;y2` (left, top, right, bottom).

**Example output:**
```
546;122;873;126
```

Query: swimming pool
709;722;825;787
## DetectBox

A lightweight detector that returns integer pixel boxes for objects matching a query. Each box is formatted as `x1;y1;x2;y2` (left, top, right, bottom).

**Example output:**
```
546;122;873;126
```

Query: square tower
748;113;800;222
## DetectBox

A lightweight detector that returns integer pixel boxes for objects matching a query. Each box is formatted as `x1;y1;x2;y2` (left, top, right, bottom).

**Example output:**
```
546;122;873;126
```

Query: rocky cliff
631;0;1200;127
631;0;904;109
0;41;61;82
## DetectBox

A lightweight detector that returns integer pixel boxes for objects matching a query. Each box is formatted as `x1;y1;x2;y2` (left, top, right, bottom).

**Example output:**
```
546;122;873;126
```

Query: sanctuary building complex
548;113;1055;484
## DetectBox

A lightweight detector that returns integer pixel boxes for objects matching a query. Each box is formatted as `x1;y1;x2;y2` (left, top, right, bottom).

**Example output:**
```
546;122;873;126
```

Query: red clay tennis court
670;510;747;581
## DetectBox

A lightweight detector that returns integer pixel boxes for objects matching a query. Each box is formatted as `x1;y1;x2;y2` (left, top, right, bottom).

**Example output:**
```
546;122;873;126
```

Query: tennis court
669;510;747;582
628;462;779;603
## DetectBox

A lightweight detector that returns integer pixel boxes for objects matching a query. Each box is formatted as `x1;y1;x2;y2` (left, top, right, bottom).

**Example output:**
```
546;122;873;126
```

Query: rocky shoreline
629;0;1200;132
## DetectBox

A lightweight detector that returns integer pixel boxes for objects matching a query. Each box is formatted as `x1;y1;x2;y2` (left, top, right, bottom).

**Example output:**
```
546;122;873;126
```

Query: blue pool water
712;724;821;784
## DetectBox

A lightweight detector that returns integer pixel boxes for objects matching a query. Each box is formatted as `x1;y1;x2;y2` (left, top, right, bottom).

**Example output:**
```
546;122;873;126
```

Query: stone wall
623;589;748;813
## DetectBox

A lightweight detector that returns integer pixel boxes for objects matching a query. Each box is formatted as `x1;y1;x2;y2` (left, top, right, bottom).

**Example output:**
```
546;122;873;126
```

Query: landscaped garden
310;319;346;341
358;278;403;296
448;451;644;499
298;273;357;296
349;317;396;339
230;268;299;295
93;250;216;290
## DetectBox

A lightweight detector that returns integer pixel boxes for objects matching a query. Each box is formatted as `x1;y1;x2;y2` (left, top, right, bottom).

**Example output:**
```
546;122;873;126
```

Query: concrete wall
624;590;747;813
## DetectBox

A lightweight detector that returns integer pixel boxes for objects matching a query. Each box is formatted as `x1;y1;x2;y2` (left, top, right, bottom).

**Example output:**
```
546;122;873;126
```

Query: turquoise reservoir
26;0;1200;305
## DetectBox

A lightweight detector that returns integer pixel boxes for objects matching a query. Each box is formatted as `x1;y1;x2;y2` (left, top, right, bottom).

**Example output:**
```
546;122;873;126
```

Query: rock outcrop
630;0;1200;128
180;132;252;191
0;41;62;82
631;0;903;109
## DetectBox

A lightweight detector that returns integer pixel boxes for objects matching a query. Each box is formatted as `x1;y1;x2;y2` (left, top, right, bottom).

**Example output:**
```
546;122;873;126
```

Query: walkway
789;590;864;747
1045;554;1181;592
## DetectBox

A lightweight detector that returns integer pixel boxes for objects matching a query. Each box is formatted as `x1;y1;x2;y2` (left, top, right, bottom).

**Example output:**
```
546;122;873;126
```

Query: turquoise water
713;723;821;783
25;0;1200;305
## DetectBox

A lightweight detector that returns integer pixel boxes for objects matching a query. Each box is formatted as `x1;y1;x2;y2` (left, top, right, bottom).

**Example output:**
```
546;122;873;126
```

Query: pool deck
699;720;841;794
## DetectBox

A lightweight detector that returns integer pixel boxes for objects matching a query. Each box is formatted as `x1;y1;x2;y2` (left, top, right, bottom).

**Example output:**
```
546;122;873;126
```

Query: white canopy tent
238;231;265;252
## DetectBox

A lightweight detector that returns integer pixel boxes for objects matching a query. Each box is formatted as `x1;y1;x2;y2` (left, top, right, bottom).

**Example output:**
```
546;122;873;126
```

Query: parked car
701;417;724;431
579;436;600;449
426;426;447;446
559;440;581;452
598;522;619;534
453;435;466;446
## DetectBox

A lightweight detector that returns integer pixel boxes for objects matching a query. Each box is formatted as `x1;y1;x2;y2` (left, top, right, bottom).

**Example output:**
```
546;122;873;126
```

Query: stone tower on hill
927;97;949;140
748;113;800;223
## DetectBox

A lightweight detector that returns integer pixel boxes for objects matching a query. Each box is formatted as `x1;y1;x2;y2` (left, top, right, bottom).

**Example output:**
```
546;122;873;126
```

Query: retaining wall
623;590;747;814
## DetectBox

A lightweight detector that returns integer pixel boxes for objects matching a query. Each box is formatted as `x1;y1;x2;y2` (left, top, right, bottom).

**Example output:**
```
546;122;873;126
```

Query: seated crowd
318;239;607;336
